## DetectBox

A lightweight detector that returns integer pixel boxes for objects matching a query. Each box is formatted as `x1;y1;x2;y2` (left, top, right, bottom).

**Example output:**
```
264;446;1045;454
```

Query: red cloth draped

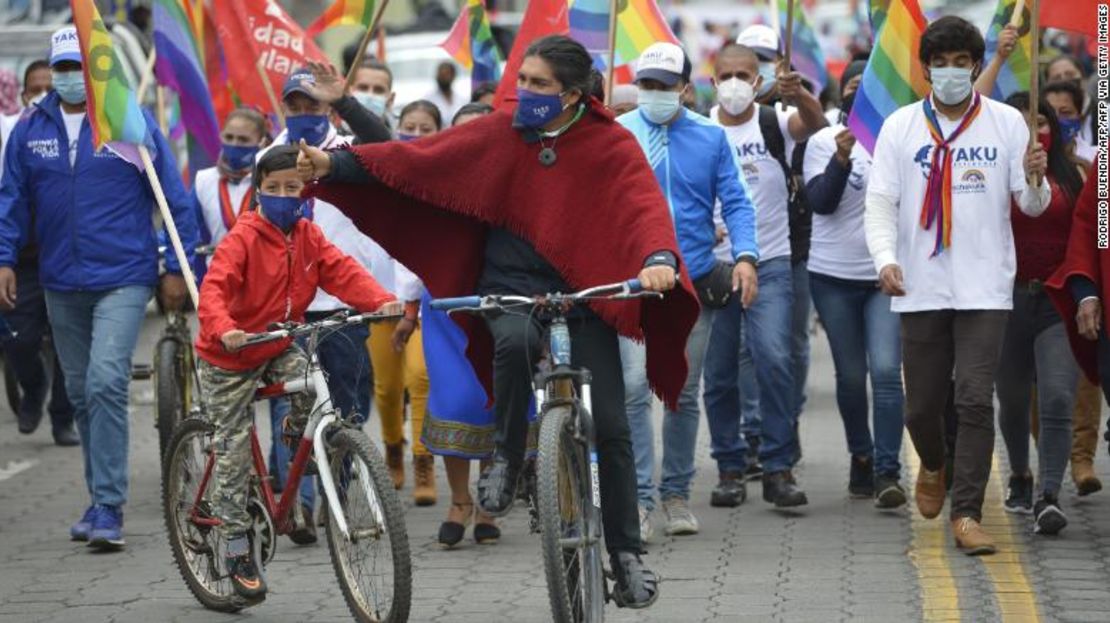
311;101;700;406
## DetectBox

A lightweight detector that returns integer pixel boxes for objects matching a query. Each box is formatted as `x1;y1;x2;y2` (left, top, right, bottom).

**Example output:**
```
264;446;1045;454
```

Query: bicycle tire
154;338;186;458
537;405;606;623
162;417;243;613
324;428;412;623
2;354;20;416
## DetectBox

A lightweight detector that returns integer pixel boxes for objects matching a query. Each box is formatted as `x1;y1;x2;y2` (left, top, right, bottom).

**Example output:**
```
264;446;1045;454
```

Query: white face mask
353;91;388;118
637;89;683;125
717;78;756;116
930;66;974;106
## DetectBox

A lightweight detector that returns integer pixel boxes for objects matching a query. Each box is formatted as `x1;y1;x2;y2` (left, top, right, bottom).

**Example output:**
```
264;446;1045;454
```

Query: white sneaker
662;496;699;536
638;505;654;544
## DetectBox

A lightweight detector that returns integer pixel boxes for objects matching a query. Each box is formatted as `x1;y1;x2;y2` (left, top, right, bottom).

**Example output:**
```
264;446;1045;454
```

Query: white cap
50;26;82;66
736;24;780;61
634;42;691;87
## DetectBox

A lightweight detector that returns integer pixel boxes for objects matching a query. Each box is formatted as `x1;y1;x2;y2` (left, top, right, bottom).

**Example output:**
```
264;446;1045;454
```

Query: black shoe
477;456;521;518
874;473;907;509
288;503;317;545
438;521;466;548
226;550;267;601
710;472;747;508
473;521;501;544
849;455;874;498
1004;473;1034;515
762;470;808;508
52;424;80;447
610;551;659;609
1033;495;1067;536
17;406;44;435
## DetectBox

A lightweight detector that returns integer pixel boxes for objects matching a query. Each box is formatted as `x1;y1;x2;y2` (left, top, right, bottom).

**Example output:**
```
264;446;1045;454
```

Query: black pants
487;312;641;553
3;263;73;429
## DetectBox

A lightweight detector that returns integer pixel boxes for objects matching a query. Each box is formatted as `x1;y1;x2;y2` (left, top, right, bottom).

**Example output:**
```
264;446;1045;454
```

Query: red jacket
196;211;395;371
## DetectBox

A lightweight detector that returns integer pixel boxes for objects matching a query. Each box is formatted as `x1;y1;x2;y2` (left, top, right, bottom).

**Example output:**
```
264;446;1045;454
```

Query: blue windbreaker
618;107;759;280
0;91;197;292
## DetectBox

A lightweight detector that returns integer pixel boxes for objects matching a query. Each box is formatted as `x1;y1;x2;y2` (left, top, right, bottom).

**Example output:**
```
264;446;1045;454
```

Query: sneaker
638;505;654;544
710;472;747;508
874;474;907;509
52;424;80;447
87;504;124;550
1004;473;1034;515
226;536;267;601
661;497;699;536
849;455;874;498
70;505;96;542
1033;495;1068;536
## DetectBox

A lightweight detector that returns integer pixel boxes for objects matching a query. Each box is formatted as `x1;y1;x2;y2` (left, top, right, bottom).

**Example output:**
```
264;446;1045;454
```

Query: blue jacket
0;91;197;292
618;107;758;280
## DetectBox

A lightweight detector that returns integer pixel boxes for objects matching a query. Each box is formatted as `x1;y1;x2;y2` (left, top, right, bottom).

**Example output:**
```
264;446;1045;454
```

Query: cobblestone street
0;315;1108;622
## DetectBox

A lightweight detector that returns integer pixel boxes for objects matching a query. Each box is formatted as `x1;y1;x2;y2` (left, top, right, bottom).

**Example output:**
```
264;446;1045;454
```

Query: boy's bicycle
161;310;412;622
431;279;658;623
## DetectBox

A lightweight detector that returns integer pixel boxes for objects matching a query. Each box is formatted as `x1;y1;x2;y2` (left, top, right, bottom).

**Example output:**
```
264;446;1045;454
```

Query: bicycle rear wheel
154;338;188;458
325;428;412;623
162;417;242;613
537;405;606;623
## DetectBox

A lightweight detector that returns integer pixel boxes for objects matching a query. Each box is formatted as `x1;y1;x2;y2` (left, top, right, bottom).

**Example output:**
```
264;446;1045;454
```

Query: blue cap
282;68;317;101
50;26;82;66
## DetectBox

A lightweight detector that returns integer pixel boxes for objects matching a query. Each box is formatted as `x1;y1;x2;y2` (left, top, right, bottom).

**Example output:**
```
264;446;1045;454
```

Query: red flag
213;0;327;115
1041;0;1099;36
493;0;569;108
203;6;234;126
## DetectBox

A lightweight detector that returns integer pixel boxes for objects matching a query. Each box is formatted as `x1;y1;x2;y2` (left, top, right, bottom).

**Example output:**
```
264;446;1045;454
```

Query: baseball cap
50;26;82;67
737;25;781;61
634;42;692;87
282;68;317;101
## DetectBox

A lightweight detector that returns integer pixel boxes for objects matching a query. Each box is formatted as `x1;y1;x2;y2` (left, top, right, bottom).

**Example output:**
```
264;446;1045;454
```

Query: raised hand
299;61;348;105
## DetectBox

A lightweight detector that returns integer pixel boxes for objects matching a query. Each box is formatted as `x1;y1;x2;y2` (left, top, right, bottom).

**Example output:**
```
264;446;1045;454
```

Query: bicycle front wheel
537;405;606;623
325;428;412;623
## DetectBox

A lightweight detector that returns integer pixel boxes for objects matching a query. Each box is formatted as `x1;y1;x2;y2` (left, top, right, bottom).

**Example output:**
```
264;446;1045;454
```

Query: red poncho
312;101;700;405
1046;156;1103;382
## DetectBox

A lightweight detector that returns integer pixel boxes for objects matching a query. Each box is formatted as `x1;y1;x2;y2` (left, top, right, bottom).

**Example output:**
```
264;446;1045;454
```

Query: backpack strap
757;105;798;202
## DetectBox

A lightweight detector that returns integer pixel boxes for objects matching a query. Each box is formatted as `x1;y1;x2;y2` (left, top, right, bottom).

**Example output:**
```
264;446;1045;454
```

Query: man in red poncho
297;36;699;609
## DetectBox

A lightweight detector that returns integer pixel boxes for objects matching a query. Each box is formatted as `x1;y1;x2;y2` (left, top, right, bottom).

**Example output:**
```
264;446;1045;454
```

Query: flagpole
604;0;619;106
781;0;794;112
138;145;199;310
1010;0;1026;27
1027;0;1042;187
155;86;169;137
256;59;286;130
346;0;393;85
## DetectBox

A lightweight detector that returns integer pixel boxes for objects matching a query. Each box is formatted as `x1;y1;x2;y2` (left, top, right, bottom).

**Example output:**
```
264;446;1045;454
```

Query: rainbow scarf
920;93;983;256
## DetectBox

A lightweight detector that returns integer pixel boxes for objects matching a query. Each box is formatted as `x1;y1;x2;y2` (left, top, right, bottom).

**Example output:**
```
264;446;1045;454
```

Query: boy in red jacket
195;145;398;603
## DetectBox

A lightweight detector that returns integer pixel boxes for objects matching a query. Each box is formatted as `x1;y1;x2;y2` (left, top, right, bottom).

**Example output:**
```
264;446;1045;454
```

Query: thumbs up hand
296;138;331;181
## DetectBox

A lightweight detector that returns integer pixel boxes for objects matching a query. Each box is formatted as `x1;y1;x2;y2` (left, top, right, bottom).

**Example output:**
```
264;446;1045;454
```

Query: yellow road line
906;434;960;622
979;453;1040;622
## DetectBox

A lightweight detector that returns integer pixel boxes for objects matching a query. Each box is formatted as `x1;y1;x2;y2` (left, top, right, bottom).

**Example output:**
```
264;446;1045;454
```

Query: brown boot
385;443;405;490
915;466;946;519
952;517;996;556
1072;461;1103;497
412;454;437;506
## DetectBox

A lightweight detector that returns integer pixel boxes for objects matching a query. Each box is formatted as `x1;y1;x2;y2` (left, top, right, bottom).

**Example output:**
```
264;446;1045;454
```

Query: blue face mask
514;88;566;129
397;133;419;142
757;62;777;98
52;70;86;105
221;144;259;172
257;194;305;233
353;91;388;118
286;114;329;147
1059;118;1082;144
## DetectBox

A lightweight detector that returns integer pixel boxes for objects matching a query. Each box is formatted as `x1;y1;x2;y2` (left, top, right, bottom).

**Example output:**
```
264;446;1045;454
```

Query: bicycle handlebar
242;310;404;347
429;279;657;313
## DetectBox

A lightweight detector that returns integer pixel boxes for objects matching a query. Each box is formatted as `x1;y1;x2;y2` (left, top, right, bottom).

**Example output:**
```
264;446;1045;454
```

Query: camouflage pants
199;346;315;537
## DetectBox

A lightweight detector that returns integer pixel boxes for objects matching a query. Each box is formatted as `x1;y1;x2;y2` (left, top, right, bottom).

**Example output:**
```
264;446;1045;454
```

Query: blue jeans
704;257;797;474
267;397;314;507
808;272;904;476
704;297;762;467
738;314;761;442
45;286;152;507
621;307;716;507
791;261;811;420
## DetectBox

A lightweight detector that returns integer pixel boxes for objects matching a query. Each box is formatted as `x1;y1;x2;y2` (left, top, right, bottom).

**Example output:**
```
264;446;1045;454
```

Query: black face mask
437;77;453;92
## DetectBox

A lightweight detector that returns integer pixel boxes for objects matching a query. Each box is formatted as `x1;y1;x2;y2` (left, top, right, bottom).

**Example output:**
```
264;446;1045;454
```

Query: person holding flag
864;16;1050;556
0;25;199;550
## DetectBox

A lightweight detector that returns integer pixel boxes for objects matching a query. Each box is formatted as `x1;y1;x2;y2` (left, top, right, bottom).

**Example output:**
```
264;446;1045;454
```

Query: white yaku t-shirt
869;95;1029;313
715;104;795;263
804;124;875;281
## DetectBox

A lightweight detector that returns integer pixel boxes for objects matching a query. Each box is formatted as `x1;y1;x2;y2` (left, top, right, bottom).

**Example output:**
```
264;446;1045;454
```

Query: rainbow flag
307;0;376;37
441;0;503;86
153;0;220;162
70;0;151;166
568;0;680;71
983;0;1032;100
846;0;929;154
778;0;828;91
870;0;890;35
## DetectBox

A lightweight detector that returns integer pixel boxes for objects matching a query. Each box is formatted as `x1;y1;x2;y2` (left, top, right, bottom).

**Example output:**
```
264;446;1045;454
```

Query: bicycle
162;310;412;622
431;279;659;623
